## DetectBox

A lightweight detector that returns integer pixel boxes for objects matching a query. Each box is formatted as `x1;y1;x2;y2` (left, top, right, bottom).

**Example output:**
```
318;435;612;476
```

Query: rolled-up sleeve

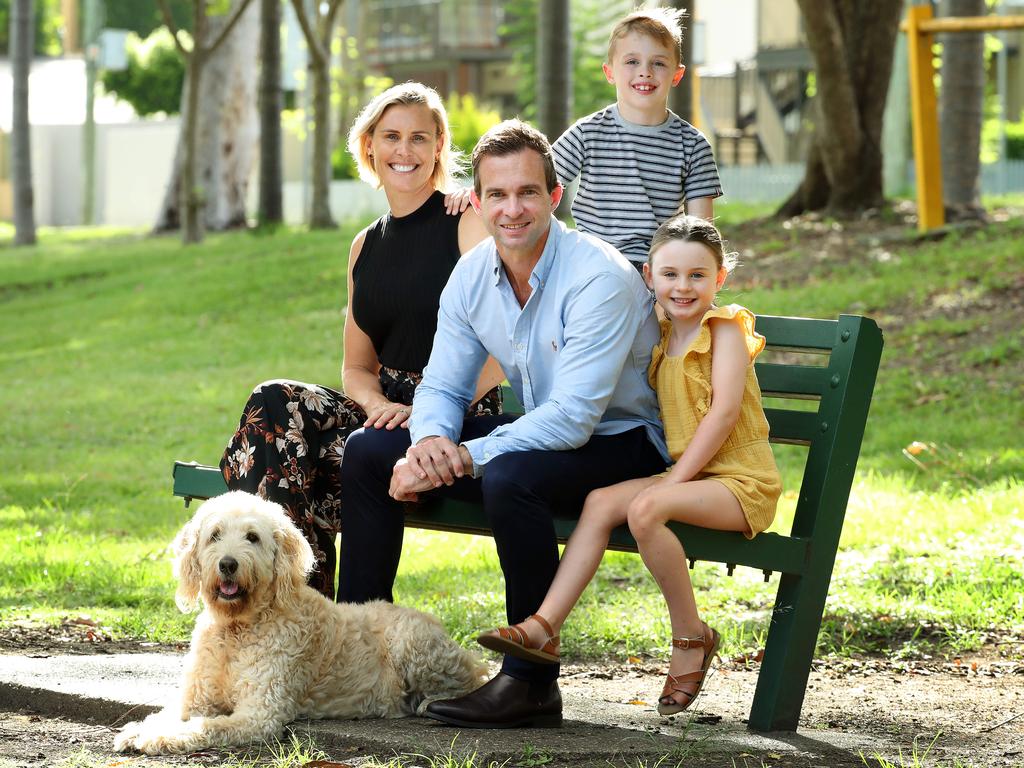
462;271;642;474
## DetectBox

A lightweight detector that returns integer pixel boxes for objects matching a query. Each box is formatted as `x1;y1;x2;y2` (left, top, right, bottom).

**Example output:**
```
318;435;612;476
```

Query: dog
115;491;486;755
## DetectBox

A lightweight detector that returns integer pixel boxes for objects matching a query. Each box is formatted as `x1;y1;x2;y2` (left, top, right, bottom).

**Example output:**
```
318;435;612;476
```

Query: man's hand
411;435;467;482
389;437;474;500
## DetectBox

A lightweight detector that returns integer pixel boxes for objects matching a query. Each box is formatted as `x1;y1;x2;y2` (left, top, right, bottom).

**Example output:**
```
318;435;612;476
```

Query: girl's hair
347;82;463;192
648;214;738;273
608;6;686;65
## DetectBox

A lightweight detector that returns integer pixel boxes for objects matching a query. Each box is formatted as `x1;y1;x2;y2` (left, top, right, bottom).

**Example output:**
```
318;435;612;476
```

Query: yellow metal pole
903;15;1024;33
906;4;944;232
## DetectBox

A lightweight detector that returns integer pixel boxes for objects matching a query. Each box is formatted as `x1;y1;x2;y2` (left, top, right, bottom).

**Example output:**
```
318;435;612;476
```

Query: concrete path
0;651;894;766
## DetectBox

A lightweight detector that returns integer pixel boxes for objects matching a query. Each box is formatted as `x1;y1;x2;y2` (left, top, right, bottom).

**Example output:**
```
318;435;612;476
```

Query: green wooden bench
171;313;883;732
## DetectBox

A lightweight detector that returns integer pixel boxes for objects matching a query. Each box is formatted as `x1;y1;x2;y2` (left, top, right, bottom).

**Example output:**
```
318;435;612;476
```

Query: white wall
98;120;180;227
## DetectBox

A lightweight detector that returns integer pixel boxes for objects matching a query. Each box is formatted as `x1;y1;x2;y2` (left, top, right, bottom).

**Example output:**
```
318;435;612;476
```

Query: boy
554;6;721;268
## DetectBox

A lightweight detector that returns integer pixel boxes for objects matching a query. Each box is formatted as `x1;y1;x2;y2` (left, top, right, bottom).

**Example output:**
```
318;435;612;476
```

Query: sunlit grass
1;218;1021;662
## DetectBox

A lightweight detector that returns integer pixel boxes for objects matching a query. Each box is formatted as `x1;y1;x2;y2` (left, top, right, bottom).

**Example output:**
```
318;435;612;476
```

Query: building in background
347;0;517;114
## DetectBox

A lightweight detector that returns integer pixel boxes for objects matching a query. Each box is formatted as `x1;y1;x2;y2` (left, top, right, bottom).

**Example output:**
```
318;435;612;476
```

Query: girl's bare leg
512;476;659;646
627;479;747;708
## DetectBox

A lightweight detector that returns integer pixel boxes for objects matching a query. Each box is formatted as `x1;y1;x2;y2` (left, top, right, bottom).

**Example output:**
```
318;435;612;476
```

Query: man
337;120;668;728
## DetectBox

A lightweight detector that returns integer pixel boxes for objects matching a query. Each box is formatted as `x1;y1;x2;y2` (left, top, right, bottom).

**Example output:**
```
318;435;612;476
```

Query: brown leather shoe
424;672;562;728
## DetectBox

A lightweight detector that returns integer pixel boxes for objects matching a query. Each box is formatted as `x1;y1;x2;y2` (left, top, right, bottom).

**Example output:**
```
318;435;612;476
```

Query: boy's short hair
607;6;687;65
471;119;559;195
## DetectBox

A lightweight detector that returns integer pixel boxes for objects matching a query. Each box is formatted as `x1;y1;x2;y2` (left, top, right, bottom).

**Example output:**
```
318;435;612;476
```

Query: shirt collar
530;217;562;289
489;216;564;288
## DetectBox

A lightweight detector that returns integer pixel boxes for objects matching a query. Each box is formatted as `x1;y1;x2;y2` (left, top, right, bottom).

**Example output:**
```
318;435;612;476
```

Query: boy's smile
603;31;685;125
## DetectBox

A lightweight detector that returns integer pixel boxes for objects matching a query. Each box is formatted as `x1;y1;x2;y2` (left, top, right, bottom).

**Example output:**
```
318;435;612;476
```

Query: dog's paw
113;721;143;752
113;716;202;755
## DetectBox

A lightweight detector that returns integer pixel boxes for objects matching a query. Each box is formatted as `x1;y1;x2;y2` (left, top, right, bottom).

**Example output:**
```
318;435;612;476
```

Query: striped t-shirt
553;104;722;263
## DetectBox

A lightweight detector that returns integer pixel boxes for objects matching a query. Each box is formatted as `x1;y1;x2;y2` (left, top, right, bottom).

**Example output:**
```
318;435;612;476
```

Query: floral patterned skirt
220;367;502;599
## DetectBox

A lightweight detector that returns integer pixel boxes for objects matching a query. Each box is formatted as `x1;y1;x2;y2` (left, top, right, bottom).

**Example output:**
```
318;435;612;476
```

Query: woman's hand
364;401;412;430
444;186;474;215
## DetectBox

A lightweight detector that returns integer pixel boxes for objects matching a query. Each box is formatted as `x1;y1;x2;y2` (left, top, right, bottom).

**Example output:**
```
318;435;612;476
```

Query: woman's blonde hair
347;82;462;192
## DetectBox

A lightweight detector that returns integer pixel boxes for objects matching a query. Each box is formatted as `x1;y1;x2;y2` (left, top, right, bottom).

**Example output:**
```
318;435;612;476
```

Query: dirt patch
0;617;186;656
723;203;1024;387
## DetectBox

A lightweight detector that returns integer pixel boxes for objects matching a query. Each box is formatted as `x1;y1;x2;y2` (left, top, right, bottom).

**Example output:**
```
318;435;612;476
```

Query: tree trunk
778;0;903;217
10;0;36;246
182;46;204;243
309;54;335;228
939;0;986;221
258;0;283;225
156;0;260;236
289;0;342;230
667;0;693;123
537;0;571;141
537;0;570;221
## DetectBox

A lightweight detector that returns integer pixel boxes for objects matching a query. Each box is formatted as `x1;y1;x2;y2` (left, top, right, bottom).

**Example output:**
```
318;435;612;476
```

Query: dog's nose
219;556;238;576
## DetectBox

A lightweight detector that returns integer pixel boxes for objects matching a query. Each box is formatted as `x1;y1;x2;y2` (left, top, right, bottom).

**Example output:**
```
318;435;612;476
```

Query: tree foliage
0;0;60;55
503;0;631;124
102;0;191;37
447;93;502;159
100;29;186;117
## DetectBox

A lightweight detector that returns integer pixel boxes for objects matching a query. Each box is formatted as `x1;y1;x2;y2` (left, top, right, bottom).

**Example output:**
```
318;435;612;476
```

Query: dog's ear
172;505;205;613
272;505;315;596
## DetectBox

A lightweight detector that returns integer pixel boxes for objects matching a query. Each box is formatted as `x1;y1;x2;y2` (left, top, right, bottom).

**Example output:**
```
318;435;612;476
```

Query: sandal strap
671;634;706;650
498;624;528;645
665;670;704;686
527;614;560;655
495;615;560;655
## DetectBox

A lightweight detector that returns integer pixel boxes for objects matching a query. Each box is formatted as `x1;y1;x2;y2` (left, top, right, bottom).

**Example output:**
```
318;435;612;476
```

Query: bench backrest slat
756;315;839;351
755;363;830;400
763;408;816;446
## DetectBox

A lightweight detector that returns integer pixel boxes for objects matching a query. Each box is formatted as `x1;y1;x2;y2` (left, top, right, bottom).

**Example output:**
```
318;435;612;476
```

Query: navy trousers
337;415;665;682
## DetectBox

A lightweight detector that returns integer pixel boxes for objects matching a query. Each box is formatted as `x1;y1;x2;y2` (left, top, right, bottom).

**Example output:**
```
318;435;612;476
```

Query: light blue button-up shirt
409;217;668;476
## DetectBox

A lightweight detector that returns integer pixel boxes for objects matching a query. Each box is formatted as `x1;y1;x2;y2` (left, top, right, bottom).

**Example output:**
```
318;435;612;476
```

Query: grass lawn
0;203;1021;663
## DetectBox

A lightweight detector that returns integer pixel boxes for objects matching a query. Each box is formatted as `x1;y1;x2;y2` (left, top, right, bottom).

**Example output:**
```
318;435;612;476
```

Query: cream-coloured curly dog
115;491;486;755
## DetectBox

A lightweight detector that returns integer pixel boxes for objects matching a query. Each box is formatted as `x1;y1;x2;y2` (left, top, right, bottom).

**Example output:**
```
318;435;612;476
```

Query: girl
477;214;781;715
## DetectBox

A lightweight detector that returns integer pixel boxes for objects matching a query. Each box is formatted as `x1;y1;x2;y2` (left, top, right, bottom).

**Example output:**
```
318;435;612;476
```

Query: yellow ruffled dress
649;304;782;538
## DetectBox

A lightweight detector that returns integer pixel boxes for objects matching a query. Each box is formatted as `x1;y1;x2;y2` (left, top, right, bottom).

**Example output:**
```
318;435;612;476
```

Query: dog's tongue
219;581;239;596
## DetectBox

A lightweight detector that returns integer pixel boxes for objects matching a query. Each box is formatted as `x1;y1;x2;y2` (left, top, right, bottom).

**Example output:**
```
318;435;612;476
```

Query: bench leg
747;571;828;731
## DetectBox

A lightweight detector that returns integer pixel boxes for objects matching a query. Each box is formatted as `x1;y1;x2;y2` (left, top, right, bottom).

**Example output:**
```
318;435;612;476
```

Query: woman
221;83;503;598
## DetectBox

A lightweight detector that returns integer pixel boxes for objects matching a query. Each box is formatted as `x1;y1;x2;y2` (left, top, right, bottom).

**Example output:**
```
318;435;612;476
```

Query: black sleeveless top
350;191;463;372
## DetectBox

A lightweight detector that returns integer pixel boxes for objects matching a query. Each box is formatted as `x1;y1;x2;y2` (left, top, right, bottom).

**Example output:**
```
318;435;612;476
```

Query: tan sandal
657;622;720;716
477;614;560;665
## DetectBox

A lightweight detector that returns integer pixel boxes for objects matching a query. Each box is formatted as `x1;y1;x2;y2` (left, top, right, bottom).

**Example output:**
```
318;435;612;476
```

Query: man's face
471;149;563;261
